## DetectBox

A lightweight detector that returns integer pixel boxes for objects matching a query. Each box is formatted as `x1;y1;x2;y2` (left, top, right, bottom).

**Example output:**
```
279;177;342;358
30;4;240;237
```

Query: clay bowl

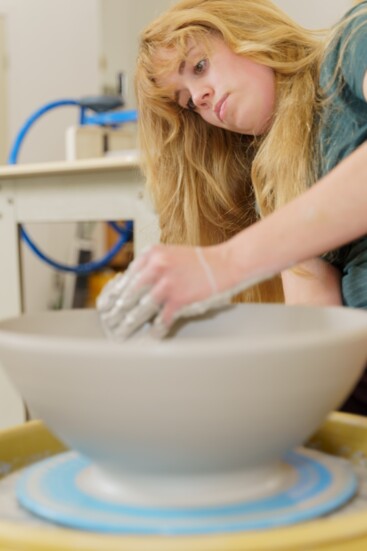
0;304;366;505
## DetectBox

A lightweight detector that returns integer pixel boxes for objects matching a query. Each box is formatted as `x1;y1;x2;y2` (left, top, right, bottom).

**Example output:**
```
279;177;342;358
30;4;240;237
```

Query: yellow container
1;412;367;550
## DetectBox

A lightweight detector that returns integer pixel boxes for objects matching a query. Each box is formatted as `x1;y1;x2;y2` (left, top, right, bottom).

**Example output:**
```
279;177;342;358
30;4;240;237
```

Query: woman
98;0;367;409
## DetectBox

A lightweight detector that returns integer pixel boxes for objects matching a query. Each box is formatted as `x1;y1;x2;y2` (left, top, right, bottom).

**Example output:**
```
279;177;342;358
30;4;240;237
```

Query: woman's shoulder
321;3;367;98
335;2;367;48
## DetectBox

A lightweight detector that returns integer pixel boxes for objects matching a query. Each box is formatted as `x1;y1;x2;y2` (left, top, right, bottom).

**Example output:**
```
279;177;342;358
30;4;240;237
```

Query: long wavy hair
135;0;365;303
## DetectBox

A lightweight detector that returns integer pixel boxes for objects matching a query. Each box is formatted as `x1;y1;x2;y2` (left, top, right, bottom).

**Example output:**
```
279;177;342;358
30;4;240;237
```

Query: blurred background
0;0;352;315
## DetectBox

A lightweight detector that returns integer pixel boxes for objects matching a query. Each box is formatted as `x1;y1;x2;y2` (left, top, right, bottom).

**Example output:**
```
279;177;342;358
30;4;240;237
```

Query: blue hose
8;99;133;275
8;100;80;165
21;220;133;275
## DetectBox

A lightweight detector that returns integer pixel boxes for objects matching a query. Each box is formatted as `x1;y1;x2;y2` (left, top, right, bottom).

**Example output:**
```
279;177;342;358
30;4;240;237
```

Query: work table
0;156;159;320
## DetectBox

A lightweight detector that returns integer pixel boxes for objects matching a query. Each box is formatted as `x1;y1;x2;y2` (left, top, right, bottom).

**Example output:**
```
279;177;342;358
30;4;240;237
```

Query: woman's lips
214;94;229;122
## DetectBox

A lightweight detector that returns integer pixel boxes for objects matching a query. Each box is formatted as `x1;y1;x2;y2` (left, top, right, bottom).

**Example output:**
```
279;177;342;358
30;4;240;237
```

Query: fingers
96;272;128;312
109;293;160;340
150;292;232;339
97;245;175;340
97;244;242;342
99;273;157;339
96;249;151;310
150;313;169;339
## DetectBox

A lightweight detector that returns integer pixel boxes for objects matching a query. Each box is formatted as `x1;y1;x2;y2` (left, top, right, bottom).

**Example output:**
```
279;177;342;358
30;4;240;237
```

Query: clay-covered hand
96;244;268;340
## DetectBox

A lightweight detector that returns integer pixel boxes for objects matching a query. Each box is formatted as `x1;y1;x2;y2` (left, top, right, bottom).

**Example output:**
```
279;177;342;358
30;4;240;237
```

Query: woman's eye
194;58;207;74
186;97;196;111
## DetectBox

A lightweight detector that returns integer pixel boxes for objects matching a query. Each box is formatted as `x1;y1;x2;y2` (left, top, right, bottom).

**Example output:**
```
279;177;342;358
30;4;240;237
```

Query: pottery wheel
12;447;357;535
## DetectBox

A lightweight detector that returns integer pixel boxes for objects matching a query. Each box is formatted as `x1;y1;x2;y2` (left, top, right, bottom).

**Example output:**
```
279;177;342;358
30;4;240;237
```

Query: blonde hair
135;0;365;303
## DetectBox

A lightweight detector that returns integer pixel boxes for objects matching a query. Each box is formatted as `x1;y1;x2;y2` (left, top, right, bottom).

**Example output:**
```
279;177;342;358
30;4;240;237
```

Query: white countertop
0;154;141;181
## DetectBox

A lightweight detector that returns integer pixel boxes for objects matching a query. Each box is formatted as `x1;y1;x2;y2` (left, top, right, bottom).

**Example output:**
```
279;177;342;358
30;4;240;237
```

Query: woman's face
159;35;276;136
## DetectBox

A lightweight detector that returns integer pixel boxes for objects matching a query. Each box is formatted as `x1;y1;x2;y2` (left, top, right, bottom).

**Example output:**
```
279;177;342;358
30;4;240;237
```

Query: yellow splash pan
1;412;367;550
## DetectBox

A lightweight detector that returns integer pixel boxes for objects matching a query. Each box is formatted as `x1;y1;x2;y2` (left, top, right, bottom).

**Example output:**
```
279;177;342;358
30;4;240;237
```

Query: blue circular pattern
16;449;357;535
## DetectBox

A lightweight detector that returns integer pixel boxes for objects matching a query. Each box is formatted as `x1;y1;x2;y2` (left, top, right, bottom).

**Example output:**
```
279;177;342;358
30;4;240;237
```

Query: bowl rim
0;304;366;360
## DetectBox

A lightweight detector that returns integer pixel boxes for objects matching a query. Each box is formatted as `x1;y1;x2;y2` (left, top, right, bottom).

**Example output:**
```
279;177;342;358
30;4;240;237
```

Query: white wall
100;0;173;108
0;0;100;312
99;0;354;110
1;0;100;164
274;0;352;28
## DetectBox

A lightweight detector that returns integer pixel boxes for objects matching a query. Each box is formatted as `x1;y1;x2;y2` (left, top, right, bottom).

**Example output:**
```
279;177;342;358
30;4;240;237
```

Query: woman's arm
277;73;367;309
281;259;342;306
151;140;367;325
223;140;367;291
98;140;367;338
98;134;367;338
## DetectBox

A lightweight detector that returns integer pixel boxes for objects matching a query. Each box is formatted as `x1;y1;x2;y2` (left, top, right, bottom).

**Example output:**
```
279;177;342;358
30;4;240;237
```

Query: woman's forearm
226;141;367;285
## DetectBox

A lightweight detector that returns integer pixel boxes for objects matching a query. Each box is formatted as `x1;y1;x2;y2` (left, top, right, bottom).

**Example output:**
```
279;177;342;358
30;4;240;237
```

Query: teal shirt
318;3;367;308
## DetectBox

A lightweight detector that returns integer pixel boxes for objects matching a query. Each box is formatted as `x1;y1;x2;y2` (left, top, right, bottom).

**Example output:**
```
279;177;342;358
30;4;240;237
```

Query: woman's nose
191;85;213;108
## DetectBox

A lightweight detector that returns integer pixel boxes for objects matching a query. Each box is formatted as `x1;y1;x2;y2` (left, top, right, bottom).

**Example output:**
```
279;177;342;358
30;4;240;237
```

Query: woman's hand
97;243;267;340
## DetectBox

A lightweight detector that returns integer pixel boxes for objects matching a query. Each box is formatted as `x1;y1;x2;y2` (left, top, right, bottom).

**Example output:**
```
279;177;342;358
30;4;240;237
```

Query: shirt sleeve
339;6;367;101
